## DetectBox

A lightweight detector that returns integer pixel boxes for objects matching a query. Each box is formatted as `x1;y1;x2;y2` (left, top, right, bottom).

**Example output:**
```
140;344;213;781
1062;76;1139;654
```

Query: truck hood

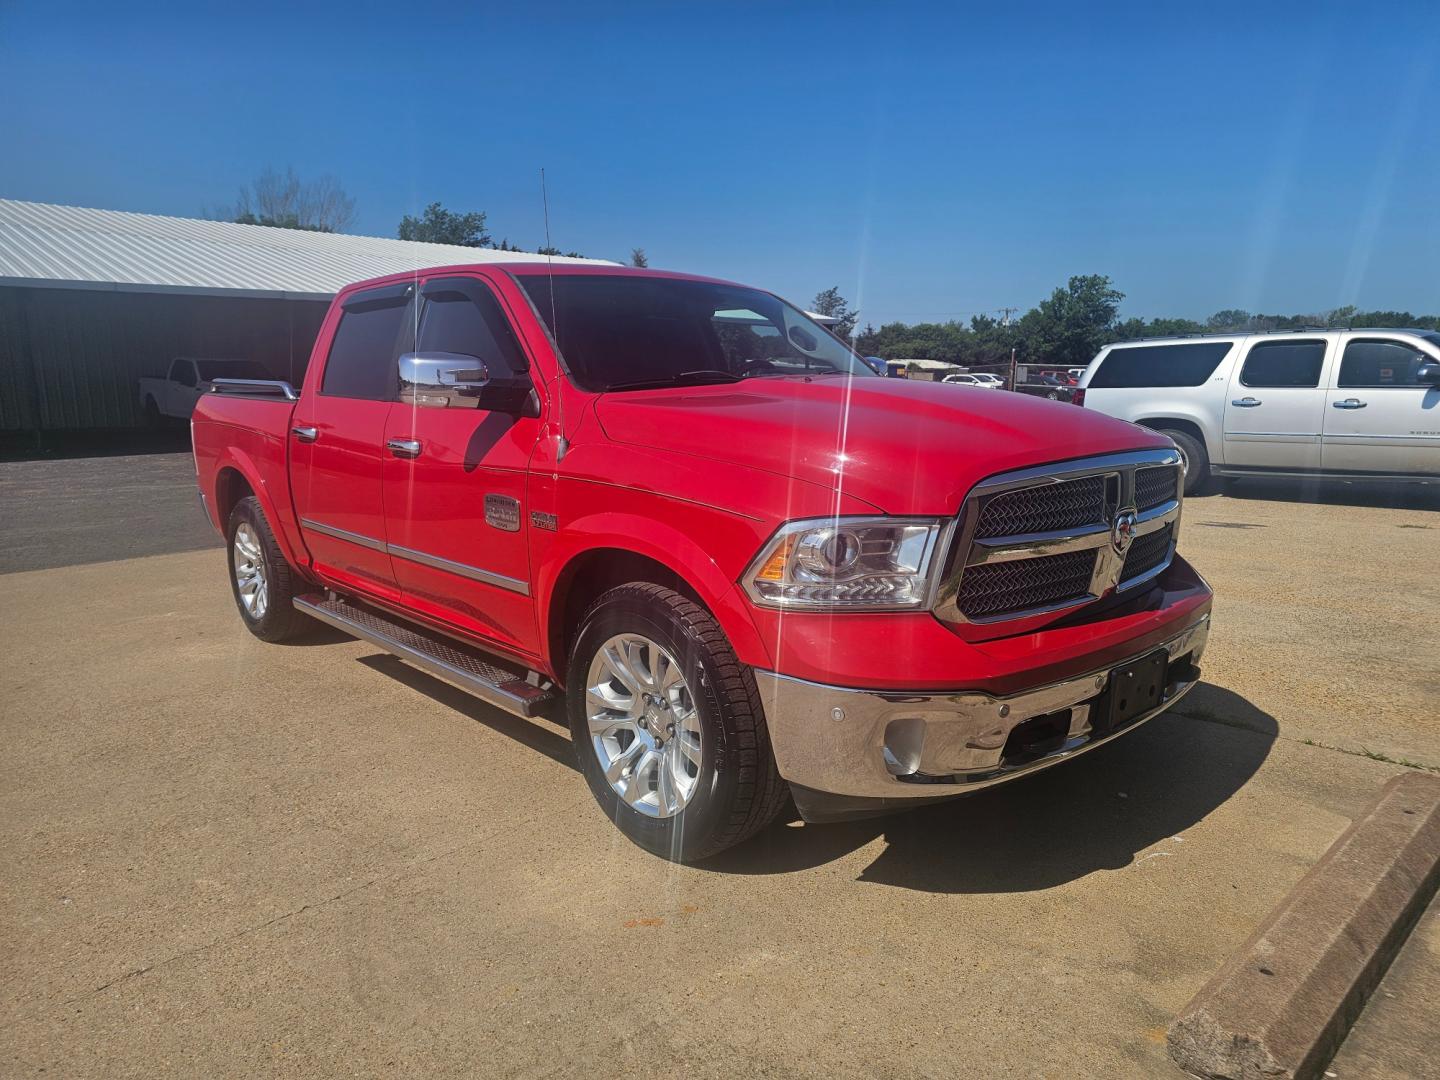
593;376;1170;514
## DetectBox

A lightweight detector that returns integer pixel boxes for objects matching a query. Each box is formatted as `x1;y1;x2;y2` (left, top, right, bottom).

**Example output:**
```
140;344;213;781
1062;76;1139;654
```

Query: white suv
1077;329;1440;494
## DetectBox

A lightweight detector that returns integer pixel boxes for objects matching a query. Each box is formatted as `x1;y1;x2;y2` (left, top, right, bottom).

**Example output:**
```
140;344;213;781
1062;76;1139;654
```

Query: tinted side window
173;361;197;387
321;292;409;400
1089;342;1231;388
1339;340;1430;388
1240;340;1326;388
418;280;527;376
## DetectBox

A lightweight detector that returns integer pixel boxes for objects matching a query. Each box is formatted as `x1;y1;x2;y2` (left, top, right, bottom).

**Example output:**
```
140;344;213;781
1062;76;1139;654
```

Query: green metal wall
0;286;328;433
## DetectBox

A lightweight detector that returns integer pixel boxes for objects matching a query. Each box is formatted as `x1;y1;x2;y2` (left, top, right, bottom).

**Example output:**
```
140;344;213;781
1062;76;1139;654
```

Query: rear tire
566;583;788;863
226;496;309;642
144;397;162;428
1160;428;1210;496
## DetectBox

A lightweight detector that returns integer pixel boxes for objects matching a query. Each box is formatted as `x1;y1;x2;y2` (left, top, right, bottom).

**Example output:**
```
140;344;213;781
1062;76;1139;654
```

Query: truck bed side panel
191;394;310;572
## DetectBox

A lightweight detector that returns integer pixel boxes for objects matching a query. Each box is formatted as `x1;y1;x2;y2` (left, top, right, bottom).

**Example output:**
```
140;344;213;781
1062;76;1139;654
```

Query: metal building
0;200;599;442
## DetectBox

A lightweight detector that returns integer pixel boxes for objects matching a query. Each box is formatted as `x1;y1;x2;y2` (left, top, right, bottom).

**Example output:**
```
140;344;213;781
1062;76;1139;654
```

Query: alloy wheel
585;633;702;818
232;522;268;619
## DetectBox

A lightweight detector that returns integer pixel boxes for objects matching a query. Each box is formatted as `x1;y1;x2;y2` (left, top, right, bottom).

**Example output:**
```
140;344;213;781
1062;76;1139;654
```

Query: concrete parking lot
2;455;1437;1077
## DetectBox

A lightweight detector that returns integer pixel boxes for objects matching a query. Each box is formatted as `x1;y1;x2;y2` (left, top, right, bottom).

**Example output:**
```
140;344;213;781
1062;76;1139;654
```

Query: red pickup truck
191;264;1212;861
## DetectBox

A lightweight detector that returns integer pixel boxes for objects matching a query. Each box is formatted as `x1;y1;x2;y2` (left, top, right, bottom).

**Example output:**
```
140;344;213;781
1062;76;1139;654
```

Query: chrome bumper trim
754;614;1209;800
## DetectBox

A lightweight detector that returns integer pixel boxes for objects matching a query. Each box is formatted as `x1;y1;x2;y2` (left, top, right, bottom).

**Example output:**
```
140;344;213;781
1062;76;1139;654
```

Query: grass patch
1299;738;1440;773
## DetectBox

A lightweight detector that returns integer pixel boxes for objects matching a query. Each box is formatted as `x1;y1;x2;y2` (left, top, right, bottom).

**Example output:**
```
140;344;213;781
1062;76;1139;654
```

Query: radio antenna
541;167;568;462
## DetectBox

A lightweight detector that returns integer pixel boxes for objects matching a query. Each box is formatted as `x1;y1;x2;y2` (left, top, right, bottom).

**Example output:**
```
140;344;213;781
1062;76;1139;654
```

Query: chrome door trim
386;438;423;458
291;425;318;442
301;518;388;553
387;543;530;595
299;518;530;595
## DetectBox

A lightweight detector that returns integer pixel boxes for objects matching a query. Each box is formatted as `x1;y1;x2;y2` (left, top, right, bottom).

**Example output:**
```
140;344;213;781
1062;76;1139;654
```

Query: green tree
398;202;491;247
1206;309;1252;331
1017;274;1125;366
630;248;649;267
811;286;859;339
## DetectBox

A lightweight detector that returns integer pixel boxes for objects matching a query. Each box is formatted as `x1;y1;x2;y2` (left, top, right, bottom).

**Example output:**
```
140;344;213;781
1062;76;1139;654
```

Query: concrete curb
1167;771;1440;1080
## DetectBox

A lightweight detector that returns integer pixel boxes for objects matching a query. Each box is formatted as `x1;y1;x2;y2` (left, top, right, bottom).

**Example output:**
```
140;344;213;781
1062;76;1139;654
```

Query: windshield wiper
604;369;744;391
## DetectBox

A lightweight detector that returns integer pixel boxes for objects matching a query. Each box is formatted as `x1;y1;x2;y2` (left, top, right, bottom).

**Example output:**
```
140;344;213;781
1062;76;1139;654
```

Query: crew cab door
1221;337;1332;469
381;274;544;658
1323;335;1440;475
289;282;412;601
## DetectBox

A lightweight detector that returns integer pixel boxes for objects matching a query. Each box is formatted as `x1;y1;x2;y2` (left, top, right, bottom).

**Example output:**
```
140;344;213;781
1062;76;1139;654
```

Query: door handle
1231;397;1262;407
291;426;318;442
1332;398;1367;410
387;438;422;459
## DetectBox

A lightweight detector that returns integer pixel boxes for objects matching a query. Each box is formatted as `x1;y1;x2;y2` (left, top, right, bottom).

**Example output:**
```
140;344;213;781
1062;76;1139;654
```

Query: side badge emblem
530;510;558;532
484;494;521;533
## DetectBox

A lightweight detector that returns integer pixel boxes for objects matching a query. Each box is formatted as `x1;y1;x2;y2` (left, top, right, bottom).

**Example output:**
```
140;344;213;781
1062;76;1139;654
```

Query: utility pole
997;306;1019;327
1009;347;1018;390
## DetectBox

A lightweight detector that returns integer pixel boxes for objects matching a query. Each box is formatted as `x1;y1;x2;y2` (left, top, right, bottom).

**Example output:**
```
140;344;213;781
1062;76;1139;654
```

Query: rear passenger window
321;289;411;400
1239;340;1326;388
418;279;528;376
1339;340;1431;388
1088;342;1231;388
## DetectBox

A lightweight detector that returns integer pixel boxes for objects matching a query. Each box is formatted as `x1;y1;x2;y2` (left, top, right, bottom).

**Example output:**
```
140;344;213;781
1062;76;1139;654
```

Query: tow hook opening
1000;709;1073;766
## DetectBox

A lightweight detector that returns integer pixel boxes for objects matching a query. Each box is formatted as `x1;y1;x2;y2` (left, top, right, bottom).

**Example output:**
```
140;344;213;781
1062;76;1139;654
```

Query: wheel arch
210;450;309;570
539;523;772;687
1135;415;1211;460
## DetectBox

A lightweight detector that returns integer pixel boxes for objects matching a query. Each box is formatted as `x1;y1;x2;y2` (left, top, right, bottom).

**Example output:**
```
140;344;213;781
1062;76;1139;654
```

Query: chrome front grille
1121;522;1173;585
973;475;1106;539
1135;466;1178;510
935;450;1183;624
957;549;1098;620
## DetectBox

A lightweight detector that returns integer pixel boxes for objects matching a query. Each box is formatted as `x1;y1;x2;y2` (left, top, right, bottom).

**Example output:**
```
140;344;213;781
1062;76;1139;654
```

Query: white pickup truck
138;357;271;423
1077;328;1440;493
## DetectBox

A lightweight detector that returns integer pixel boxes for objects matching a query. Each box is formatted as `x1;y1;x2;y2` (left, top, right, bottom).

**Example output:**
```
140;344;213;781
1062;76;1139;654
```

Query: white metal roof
0;199;609;300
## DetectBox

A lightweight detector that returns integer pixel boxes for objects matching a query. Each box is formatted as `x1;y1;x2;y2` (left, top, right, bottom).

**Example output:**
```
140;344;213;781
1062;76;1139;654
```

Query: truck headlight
742;517;949;610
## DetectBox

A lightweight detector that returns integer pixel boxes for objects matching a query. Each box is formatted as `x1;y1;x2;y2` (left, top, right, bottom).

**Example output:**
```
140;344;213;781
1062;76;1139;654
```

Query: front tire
566;583;788;862
226;496;308;642
1160;428;1211;496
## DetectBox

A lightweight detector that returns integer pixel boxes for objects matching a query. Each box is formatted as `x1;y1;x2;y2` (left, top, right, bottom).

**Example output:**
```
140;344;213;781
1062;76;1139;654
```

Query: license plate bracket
1103;649;1170;731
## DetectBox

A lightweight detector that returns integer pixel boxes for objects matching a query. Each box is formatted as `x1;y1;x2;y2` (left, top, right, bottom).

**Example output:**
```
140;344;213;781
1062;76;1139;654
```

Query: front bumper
754;614;1208;817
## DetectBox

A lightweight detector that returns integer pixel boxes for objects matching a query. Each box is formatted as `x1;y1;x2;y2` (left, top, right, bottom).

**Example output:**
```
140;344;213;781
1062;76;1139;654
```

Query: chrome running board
294;593;554;718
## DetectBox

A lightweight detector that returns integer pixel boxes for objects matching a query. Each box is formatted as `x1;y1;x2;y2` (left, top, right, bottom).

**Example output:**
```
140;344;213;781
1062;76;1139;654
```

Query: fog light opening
882;717;926;776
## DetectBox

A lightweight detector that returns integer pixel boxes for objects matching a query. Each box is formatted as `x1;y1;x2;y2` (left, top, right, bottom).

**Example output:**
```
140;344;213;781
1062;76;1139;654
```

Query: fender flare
211;447;311;572
536;512;773;674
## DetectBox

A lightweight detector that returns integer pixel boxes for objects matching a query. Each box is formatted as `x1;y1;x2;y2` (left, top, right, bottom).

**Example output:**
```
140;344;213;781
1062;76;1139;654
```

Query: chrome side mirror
399;352;490;408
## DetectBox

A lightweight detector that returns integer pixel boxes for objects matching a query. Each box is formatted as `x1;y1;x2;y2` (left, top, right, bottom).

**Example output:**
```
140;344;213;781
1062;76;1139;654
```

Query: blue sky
3;1;1438;325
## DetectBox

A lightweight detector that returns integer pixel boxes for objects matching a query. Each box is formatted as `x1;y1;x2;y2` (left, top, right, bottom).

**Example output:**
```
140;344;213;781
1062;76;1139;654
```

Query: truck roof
338;262;749;297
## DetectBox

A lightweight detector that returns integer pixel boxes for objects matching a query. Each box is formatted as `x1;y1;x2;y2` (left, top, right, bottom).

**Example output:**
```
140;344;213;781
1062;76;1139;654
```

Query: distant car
861;355;888;376
139;357;271;423
1013;374;1077;403
941;373;998;388
972;373;1005;387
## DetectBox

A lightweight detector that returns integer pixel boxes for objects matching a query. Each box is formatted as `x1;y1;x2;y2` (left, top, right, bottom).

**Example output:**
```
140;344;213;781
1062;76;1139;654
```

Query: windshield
196;359;269;381
516;274;874;391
